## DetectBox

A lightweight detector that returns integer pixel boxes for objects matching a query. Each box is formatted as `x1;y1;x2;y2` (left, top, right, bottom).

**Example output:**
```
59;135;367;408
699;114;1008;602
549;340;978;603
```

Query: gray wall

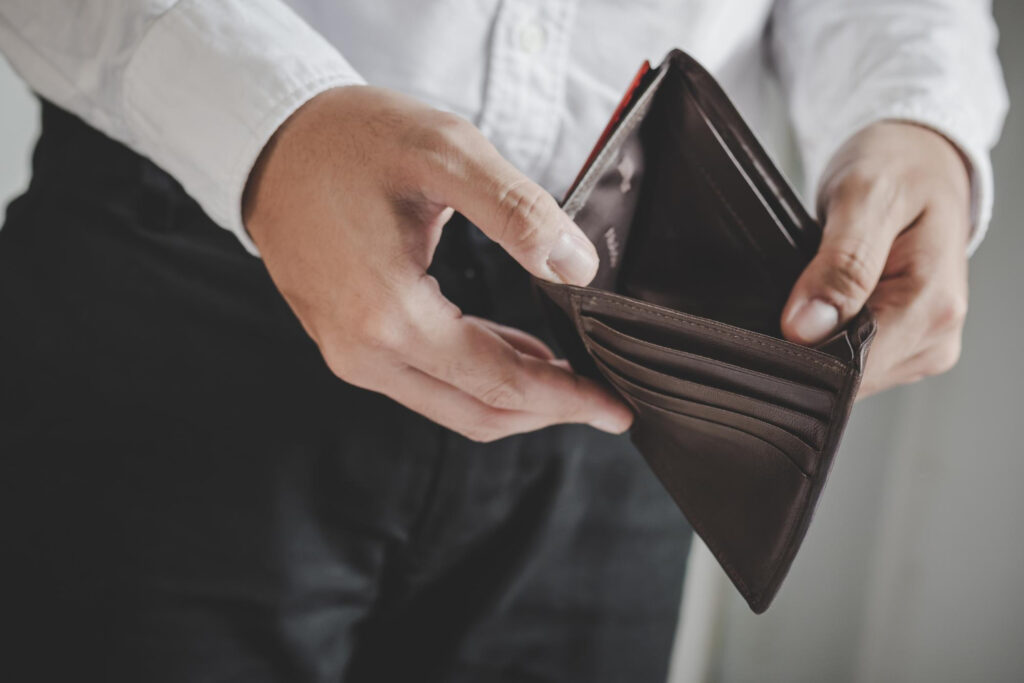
697;1;1024;680
0;56;35;203
1;3;1022;681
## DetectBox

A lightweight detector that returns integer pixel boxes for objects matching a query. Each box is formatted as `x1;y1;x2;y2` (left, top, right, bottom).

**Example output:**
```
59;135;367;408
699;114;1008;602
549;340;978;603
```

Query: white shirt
0;1;1008;255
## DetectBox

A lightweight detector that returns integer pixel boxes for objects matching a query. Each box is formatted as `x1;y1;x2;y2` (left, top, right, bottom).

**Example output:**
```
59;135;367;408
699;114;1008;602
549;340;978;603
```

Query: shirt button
517;22;547;55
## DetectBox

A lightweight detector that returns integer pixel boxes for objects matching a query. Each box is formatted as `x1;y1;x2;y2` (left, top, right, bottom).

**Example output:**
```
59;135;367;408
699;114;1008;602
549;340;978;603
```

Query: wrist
242;85;365;250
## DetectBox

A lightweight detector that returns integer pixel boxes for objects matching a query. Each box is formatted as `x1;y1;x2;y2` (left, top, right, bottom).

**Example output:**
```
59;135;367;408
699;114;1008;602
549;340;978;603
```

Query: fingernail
547;231;598;286
590;413;632;434
788;298;839;344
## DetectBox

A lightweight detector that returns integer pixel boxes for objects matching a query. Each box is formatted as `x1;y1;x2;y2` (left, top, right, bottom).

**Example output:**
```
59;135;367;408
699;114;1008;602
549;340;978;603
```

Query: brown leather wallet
535;50;876;613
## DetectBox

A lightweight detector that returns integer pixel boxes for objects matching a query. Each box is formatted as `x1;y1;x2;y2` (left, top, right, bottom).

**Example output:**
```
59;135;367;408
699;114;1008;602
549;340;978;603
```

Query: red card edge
563;60;652;202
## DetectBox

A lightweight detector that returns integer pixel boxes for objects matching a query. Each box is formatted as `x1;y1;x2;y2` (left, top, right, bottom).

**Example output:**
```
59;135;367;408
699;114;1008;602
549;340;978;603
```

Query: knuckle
819;241;880;306
829;167;874;205
409;113;471;175
831;163;903;216
322;342;367;384
322;345;354;379
903;257;939;293
930;290;968;331
463;429;500;444
462;419;503;443
459;409;512;442
494;180;547;251
354;306;412;354
430;110;472;139
459;424;490;443
926;339;962;376
476;369;525;410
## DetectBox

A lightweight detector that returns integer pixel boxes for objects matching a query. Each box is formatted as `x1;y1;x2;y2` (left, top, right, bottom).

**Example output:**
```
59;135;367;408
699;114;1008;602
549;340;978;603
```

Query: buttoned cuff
804;99;995;257
121;0;364;255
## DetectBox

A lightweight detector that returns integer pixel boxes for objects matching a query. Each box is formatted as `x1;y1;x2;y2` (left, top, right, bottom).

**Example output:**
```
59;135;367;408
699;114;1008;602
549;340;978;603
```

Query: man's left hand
780;121;973;398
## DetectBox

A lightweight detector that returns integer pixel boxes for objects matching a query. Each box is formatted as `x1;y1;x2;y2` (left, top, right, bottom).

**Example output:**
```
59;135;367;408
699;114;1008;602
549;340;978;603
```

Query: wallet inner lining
573;67;809;339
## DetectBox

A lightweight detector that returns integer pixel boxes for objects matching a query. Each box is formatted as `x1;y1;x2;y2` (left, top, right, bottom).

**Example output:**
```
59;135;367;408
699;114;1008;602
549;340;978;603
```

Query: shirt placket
478;0;578;179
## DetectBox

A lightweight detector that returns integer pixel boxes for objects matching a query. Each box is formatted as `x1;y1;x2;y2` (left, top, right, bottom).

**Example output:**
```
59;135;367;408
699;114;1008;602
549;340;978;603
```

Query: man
0;1;1007;681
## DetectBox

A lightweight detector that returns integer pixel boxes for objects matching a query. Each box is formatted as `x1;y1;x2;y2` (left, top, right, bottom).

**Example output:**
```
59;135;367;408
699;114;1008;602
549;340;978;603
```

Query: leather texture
535;50;876;613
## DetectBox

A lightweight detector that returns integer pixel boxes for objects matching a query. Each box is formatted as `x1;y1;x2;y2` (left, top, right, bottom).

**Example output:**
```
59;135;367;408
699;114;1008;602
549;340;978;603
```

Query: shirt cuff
803;99;995;257
121;0;365;255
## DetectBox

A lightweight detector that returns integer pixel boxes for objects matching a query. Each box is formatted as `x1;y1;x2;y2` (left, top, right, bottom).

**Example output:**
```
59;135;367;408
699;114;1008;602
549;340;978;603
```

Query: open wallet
534;50;877;613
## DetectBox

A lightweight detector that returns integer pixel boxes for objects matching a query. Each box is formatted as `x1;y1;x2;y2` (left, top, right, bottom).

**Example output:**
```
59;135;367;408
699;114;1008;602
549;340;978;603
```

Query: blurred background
1;2;1020;682
668;1;1024;681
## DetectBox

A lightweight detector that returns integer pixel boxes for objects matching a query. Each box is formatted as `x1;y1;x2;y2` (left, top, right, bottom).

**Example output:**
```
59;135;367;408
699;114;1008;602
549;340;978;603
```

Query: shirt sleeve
770;0;1009;254
0;0;365;255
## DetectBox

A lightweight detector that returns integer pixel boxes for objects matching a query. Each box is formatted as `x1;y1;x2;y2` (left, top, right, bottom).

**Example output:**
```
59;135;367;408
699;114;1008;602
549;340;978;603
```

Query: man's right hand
243;85;632;442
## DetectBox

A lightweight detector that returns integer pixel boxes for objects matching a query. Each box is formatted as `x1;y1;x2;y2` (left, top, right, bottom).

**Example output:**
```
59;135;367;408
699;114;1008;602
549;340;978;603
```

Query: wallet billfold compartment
535;50;876;613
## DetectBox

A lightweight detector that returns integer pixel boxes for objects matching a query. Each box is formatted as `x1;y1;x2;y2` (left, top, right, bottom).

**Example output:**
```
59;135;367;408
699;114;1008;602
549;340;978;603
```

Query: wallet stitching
579;294;847;371
565;277;846;606
573;286;857;607
587;336;826;455
594;354;817;478
580;314;837;414
583;335;806;602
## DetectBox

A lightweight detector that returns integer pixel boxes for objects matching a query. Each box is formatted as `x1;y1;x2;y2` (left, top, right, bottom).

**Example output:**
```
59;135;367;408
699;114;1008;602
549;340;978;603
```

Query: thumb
423;122;599;285
782;180;910;344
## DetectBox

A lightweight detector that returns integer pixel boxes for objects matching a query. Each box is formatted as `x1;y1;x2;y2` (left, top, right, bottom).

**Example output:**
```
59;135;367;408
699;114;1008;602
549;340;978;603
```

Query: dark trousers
0;102;691;682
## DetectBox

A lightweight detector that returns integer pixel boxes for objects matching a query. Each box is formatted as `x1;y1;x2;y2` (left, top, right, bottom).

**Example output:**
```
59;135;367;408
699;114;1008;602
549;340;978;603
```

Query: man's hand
781;121;973;397
243;86;632;440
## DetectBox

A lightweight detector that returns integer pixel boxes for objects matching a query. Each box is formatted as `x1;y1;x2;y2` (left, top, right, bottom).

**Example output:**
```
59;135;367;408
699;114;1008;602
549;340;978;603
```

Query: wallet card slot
575;290;849;391
586;337;826;452
581;314;835;419
623;383;814;612
593;355;817;478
